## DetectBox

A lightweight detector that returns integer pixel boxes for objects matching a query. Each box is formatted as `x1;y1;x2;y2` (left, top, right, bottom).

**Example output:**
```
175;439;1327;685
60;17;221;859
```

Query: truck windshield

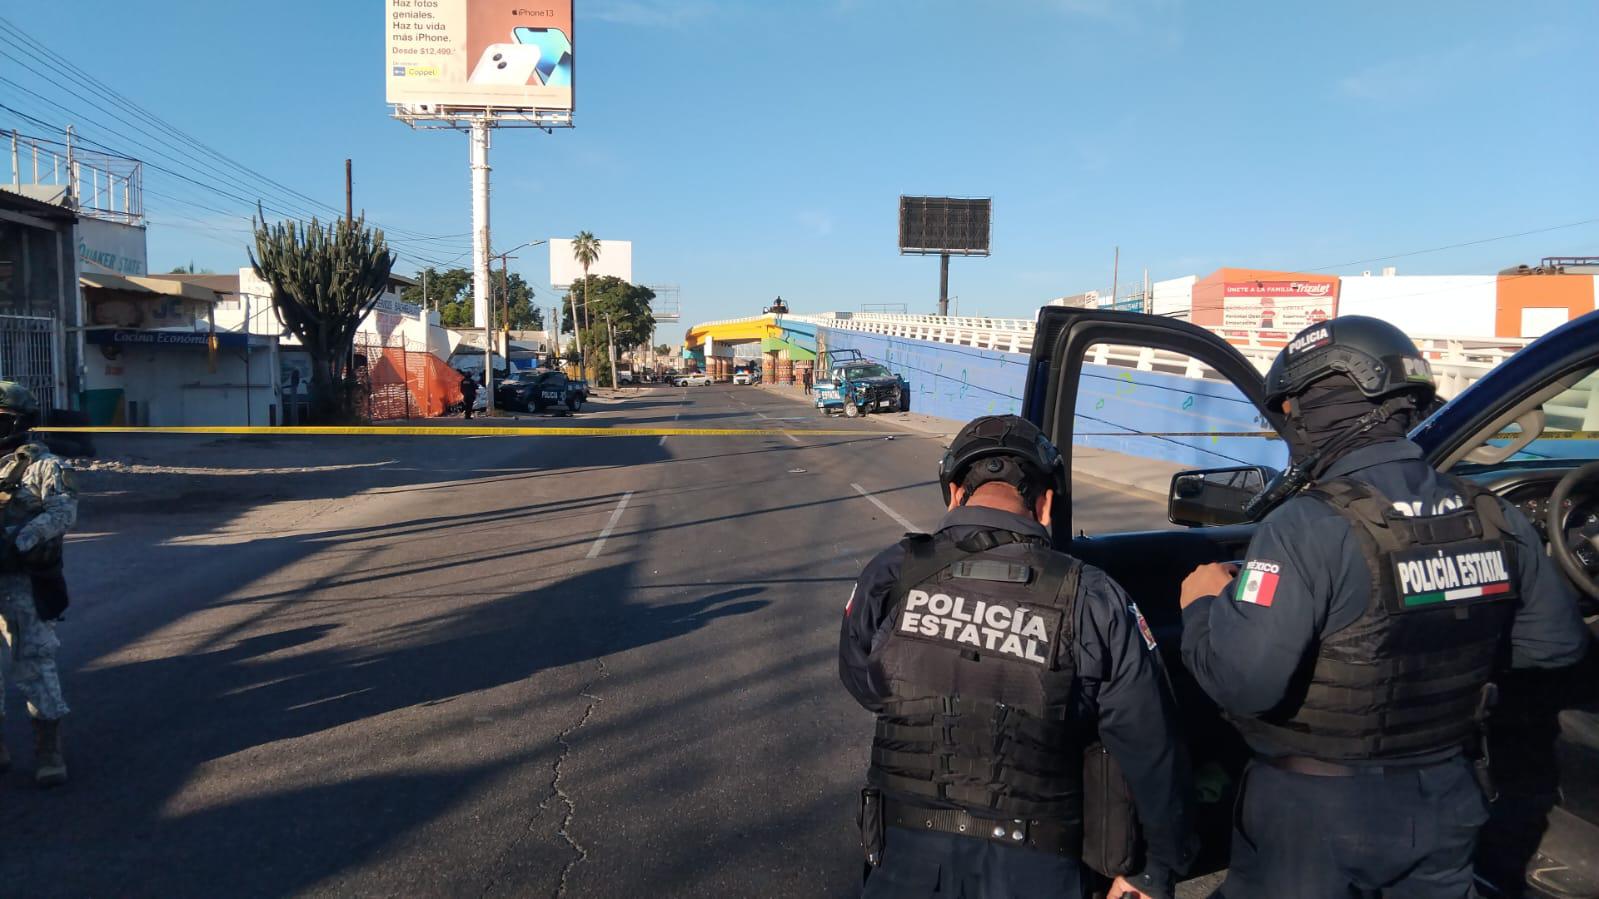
849;365;891;378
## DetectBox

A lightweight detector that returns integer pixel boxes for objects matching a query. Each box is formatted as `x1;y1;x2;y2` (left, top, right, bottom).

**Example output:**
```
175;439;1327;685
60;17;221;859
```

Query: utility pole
549;304;560;367
1143;268;1151;315
606;314;619;391
1110;246;1120;309
422;269;429;312
344;159;353;225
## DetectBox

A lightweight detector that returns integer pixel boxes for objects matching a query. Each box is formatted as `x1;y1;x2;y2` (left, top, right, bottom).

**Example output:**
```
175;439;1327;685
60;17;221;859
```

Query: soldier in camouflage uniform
0;382;76;787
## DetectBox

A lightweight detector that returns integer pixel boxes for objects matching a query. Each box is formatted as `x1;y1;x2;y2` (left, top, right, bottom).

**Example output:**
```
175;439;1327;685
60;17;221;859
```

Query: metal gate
0;316;57;408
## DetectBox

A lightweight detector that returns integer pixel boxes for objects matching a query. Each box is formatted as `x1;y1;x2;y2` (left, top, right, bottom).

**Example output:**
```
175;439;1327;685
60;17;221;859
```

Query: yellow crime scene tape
33;425;897;438
1075;430;1599;440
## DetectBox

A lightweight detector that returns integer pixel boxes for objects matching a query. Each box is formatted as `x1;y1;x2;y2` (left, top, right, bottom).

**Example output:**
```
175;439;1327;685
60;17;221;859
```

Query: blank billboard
549;239;634;288
899;196;992;256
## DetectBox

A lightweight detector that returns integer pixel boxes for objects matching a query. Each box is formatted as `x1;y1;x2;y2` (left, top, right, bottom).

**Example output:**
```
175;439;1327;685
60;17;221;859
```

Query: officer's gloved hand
1109;872;1172;899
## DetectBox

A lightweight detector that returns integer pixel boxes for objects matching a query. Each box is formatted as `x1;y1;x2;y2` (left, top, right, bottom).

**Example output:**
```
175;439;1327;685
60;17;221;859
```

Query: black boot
31;717;65;787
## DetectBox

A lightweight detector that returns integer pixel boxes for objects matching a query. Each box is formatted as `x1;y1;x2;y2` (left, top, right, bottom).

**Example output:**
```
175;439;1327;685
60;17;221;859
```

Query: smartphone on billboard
511;27;573;87
469;43;544;86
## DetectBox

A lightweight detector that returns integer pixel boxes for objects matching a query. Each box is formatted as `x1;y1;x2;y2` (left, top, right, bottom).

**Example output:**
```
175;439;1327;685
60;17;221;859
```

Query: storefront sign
85;329;250;350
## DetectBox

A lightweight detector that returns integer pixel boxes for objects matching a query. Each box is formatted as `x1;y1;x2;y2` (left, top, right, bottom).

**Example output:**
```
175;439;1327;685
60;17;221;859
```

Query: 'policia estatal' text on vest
869;529;1087;825
1235;476;1519;761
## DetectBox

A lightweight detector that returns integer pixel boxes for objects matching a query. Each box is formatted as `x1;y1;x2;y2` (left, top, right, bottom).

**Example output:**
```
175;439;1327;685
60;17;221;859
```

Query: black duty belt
1259;754;1455;777
884;799;1081;858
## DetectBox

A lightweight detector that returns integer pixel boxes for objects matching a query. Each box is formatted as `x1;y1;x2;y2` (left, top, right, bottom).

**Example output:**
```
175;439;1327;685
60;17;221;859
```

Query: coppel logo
392;66;406;76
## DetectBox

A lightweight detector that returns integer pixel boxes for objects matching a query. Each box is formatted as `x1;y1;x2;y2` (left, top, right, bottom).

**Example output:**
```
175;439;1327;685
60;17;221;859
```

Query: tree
167;262;215;274
560;276;655;385
400;267;541;331
570;231;600;376
654;344;671;357
251;210;394;422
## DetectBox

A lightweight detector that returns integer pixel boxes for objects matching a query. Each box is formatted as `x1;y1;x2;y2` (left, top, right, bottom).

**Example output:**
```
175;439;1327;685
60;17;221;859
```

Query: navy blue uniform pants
862;827;1087;898
1223;757;1489;899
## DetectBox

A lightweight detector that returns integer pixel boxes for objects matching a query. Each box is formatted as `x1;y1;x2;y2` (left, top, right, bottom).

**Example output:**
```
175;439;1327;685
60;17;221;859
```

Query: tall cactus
250;208;395;422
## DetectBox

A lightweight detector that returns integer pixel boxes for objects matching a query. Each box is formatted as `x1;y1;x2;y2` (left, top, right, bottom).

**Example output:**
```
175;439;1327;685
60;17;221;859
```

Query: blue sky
4;1;1597;326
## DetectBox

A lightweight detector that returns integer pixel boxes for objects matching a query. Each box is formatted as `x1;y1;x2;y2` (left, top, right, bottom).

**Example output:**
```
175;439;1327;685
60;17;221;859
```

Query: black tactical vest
868;529;1086;827
1235;475;1519;761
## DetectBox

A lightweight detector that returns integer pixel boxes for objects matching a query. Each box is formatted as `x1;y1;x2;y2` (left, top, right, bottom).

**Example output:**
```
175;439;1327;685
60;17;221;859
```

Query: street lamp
485;239;547;416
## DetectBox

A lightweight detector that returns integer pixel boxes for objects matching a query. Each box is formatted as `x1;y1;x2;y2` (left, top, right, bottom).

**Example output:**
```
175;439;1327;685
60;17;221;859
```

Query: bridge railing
689;310;1527;401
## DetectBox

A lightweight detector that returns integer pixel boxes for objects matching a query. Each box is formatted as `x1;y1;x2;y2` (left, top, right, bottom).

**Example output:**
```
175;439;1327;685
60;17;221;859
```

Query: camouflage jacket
0;442;78;555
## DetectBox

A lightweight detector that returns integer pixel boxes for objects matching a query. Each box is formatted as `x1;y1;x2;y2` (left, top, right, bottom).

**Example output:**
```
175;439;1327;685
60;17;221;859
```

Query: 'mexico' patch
896;589;1060;668
1391;540;1517;609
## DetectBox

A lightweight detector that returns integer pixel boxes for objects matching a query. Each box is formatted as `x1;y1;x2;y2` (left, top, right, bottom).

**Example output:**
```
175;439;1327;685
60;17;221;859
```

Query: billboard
386;0;573;113
1217;280;1336;333
899;196;992;256
549;239;633;288
78;218;148;277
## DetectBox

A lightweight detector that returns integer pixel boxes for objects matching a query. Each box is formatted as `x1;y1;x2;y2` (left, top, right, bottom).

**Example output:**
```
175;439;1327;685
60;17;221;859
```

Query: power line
0;16;466;245
0;17;473;266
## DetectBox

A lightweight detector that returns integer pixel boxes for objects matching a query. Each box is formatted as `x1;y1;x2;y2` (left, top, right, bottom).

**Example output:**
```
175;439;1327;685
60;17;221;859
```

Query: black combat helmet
0;380;38;451
1264;316;1437;408
938;414;1067;506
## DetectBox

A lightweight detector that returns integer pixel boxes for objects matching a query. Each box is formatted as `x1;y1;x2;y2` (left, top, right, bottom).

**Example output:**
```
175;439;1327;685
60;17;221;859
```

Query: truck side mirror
1169;466;1276;528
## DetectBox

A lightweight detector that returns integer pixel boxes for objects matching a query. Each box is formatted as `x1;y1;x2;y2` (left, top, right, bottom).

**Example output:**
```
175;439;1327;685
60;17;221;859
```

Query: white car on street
675;373;713;386
732;371;756;385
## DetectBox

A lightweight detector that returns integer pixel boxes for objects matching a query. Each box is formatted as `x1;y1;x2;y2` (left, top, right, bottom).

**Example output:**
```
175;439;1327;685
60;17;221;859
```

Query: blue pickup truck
1023;307;1599;897
814;350;910;417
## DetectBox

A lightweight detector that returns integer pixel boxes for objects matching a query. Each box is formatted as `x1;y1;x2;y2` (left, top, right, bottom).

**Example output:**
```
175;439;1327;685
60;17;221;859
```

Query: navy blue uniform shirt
840;505;1195;892
1182;439;1591;762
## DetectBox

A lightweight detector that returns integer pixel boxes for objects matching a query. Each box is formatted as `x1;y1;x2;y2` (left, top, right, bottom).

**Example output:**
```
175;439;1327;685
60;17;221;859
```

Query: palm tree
571;231;601;378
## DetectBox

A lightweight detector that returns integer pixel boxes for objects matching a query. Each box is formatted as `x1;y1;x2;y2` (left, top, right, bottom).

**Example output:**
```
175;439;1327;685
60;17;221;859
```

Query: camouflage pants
0;575;68;720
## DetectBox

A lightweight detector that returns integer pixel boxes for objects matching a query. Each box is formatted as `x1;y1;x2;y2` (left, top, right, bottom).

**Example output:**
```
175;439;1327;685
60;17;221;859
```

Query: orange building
1495;269;1598;338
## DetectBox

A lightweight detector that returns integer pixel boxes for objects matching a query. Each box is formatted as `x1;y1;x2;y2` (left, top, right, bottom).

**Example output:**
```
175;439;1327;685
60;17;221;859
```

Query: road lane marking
785;431;802;444
586;491;634;559
851;483;920;532
659;405;685;446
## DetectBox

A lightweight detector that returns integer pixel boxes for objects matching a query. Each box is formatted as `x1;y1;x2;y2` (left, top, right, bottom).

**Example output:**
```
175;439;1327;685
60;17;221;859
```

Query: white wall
1336;275;1498;337
84;341;279;426
1151;275;1197;318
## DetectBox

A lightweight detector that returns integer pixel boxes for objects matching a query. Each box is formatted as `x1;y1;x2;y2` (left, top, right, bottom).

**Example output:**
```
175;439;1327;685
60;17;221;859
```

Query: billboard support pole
470;117;495;414
938;252;950;317
470;119;492;330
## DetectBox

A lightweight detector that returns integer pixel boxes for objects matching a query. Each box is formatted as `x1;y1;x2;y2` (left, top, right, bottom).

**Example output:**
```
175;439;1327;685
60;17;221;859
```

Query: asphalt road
0;384;1177;898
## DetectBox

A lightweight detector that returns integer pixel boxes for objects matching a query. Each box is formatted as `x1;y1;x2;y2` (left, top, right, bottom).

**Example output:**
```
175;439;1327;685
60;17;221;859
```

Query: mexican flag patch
1235;560;1282;607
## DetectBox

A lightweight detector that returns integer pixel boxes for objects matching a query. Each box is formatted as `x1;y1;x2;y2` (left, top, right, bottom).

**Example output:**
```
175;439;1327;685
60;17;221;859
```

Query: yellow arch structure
683;314;784;350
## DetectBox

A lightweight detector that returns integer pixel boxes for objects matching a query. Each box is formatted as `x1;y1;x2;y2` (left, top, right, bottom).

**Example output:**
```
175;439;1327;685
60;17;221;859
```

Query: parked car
814;350;909;417
675;373;713;386
496;369;584;414
733;370;757;385
1022;306;1599;895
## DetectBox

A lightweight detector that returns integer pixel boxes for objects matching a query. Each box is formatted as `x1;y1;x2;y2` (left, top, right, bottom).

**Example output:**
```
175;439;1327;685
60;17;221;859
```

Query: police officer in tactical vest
0;382;77;788
841;415;1194;899
1179;317;1590;897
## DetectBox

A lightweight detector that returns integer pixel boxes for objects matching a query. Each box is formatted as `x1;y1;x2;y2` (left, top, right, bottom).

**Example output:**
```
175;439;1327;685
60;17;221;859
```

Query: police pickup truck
1022;307;1599;897
814;350;910;417
496;369;585;415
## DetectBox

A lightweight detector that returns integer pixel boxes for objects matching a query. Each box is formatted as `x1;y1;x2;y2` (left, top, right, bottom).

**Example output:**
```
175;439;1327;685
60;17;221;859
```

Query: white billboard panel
78;218;148;277
549;239;633;288
386;0;573;113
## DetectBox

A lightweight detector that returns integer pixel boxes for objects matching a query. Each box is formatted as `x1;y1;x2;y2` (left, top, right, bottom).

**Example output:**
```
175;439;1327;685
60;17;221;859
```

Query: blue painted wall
814;326;1287;470
816;327;1029;421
